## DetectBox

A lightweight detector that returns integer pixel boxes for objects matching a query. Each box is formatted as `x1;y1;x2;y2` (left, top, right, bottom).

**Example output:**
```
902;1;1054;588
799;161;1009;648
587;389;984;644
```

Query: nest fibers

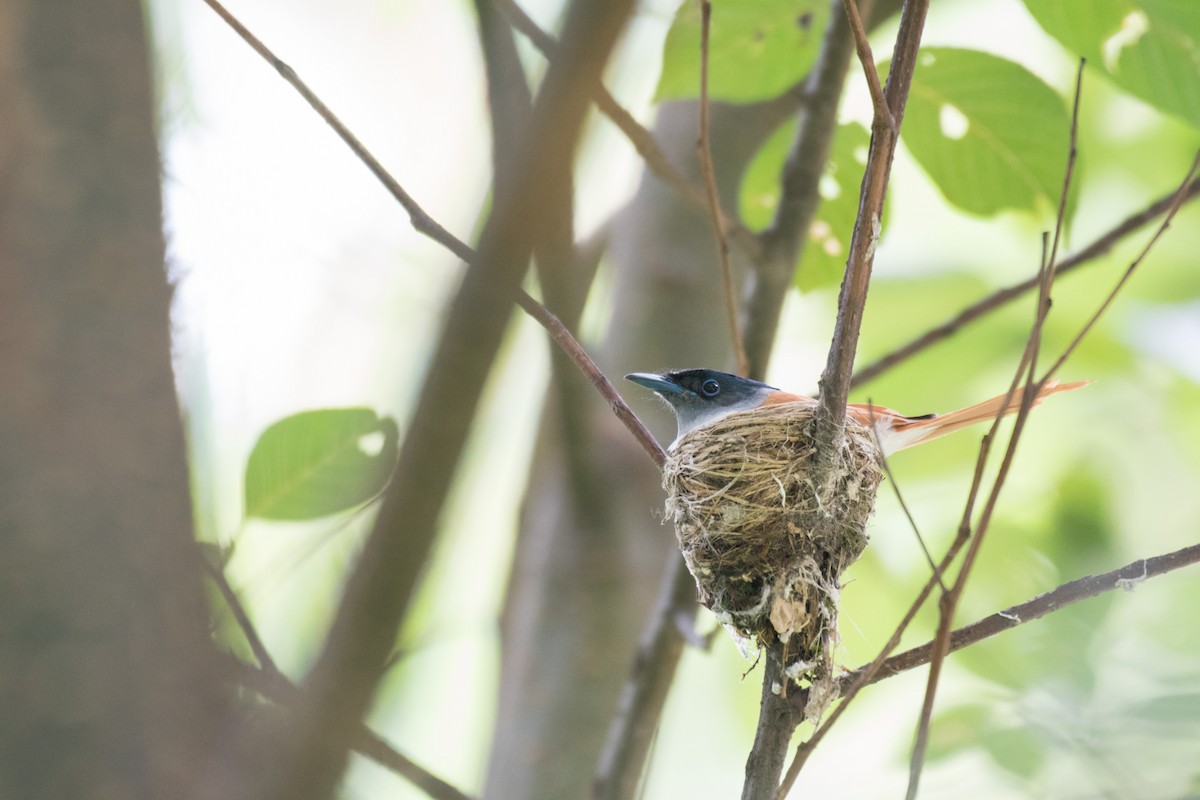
663;400;883;713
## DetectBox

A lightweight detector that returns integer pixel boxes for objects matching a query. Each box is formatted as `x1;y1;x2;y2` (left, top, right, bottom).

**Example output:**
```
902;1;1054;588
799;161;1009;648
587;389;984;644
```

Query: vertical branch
763;1;930;795
742;657;802;800
812;0;929;455
696;0;749;376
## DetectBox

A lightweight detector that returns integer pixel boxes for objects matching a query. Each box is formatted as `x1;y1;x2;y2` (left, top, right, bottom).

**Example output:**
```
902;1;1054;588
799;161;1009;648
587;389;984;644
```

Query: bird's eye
701;379;721;397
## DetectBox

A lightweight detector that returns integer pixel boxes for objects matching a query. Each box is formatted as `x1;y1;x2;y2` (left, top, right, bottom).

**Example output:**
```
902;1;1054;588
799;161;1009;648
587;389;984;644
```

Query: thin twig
1041;147;1200;382
778;540;1200;790
850;177;1200;387
201;0;665;471
696;0;749;376
842;0;892;128
199;0;473;264
845;542;1200;686
864;404;944;592
904;67;1088;795
812;0;929;456
201;556;278;675
776;509;967;794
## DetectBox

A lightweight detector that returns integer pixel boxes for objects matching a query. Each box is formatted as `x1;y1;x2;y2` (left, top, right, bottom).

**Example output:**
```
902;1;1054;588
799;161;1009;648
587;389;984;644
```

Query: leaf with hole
244;407;399;521
891;48;1071;217
657;0;828;103
1024;0;1200;127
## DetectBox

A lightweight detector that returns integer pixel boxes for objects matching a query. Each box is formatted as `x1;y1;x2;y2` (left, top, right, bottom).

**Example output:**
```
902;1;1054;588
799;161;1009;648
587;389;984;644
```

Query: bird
625;368;1088;455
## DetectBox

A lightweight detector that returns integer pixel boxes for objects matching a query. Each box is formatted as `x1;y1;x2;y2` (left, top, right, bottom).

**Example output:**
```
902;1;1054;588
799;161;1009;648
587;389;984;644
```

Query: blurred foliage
187;0;1200;796
1023;0;1200;127
656;0;828;102
740;121;880;290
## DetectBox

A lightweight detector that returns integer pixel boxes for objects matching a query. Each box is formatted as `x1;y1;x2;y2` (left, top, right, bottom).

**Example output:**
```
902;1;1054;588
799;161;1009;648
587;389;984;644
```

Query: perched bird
625;368;1088;454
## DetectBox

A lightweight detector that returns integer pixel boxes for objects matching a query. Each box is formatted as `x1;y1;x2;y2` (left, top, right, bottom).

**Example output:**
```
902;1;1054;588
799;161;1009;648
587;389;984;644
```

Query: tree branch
812;0;928;454
847;543;1200;689
592;554;698;800
743;0;864;379
850;178;1200;388
750;3;932;796
1041;148;1200;381
201;0;664;471
743;657;802;800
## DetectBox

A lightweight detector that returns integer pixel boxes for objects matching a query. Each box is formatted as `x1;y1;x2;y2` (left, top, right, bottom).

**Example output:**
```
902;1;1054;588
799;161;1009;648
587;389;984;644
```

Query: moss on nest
663;401;883;706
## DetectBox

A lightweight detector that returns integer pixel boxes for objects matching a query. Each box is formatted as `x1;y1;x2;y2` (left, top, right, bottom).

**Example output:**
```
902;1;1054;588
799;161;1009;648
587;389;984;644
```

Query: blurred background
152;0;1200;797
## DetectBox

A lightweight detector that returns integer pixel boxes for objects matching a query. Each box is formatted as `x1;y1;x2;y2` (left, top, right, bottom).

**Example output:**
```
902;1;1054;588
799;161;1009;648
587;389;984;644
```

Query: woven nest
663;401;883;708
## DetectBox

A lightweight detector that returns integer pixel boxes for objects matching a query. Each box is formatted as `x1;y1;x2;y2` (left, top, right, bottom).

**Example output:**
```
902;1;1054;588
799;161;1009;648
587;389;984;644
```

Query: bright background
152;0;1200;797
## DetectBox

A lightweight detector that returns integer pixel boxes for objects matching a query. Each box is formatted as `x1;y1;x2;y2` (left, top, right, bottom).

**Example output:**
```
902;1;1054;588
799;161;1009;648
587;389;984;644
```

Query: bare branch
850;178;1200;388
200;0;474;264
203;556;472;800
842;0;892;129
201;0;664;472
593;555;697;800
904;65;1089;793
775;2;933;795
744;657;802;800
696;0;749;376
848;543;1200;686
812;0;929;455
493;0;761;259
1042;147;1200;381
201;557;278;676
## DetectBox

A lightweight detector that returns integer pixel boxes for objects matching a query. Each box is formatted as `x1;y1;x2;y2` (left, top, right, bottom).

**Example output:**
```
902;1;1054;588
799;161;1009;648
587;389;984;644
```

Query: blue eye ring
701;378;720;397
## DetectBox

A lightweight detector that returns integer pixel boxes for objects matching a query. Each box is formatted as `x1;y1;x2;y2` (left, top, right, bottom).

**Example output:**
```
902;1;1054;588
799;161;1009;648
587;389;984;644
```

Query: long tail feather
878;380;1090;454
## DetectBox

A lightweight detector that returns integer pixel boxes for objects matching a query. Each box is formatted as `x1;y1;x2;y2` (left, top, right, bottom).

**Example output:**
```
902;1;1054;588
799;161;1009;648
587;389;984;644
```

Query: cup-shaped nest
663;401;883;698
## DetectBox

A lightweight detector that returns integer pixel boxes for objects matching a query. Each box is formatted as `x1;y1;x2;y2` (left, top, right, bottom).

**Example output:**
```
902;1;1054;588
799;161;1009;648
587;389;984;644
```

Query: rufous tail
883;380;1090;453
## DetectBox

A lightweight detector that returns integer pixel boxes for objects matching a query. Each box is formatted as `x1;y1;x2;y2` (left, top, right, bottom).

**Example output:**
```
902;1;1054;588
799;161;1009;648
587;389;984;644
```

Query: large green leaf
244;407;399;520
895;48;1071;217
1023;0;1200;127
740;121;876;290
656;0;828;103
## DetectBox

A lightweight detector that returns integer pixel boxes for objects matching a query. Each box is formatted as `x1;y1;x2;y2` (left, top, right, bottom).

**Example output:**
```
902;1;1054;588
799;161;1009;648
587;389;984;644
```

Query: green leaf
244;407;399;520
739;121;876;290
1023;0;1200;127
894;48;1071;216
656;0;828;103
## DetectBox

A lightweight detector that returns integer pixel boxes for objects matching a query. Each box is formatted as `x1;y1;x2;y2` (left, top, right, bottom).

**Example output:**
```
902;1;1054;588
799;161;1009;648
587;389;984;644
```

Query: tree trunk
0;2;227;797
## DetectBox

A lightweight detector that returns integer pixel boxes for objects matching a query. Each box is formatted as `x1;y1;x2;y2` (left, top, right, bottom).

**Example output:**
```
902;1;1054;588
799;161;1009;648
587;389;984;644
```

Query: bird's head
624;369;779;441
